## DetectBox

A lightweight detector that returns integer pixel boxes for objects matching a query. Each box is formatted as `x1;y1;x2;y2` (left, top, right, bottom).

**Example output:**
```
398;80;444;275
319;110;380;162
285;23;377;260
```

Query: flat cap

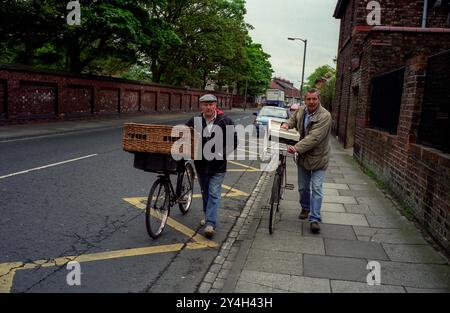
199;94;217;102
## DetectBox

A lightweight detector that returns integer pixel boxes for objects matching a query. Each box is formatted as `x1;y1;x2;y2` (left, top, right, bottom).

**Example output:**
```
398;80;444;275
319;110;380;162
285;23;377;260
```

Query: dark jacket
186;113;237;176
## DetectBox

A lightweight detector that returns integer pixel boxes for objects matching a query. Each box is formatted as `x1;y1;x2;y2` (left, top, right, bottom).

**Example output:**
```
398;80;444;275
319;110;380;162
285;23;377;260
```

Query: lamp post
288;37;307;100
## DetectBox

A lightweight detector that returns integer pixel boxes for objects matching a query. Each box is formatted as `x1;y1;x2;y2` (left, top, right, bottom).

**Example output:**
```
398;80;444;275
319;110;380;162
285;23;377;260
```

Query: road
0;110;263;292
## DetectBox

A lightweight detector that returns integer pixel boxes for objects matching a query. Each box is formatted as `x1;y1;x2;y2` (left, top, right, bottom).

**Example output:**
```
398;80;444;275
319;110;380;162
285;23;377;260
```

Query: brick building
333;0;450;251
268;78;301;104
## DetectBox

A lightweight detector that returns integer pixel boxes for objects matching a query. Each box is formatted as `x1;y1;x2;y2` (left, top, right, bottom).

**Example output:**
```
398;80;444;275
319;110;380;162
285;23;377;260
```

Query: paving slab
338;190;384;198
243;248;303;276
321;212;369;226
333;178;370;185
237;270;331;293
234;281;284;293
382;244;448;264
321;203;345;212
349;184;373;191
303;255;368;282
344;204;374;215
331;280;406;293
289;276;331;293
378;261;450;289
366;215;413;229
324;189;339;196
252;229;325;255
323;183;349;190
259;217;303;234
356;197;394;207
368;205;401;216
282;192;299;201
324;195;358;204
405;287;450;293
302;222;357;241
353;227;427;244
324;238;389;260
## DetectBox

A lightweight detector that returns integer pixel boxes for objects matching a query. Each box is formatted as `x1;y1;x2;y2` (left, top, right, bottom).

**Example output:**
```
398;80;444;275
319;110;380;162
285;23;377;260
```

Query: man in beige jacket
281;89;331;233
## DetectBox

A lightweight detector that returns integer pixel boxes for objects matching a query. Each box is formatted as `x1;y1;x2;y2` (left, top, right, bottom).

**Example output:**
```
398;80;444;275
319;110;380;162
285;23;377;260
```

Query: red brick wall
0;65;236;124
334;0;450;250
0;80;6;118
65;85;93;115
333;0;450;146
355;54;450;251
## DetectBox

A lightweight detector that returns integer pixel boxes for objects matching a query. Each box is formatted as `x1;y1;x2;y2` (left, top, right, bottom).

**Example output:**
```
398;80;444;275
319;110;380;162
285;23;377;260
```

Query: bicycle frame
157;170;192;206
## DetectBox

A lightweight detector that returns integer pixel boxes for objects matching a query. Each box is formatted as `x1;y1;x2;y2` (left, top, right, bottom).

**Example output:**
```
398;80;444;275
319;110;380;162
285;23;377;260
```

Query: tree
305;65;336;90
0;0;273;94
0;0;168;74
305;64;336;110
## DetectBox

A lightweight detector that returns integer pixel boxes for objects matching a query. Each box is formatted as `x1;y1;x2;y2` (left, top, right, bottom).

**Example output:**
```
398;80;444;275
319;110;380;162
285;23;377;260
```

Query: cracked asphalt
0;110;262;292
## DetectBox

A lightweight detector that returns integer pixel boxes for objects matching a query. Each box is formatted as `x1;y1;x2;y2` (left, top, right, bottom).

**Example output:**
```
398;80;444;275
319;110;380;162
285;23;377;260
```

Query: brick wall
0;65;239;124
333;0;450;147
354;53;450;251
418;50;450;153
333;0;450;250
1;79;7;118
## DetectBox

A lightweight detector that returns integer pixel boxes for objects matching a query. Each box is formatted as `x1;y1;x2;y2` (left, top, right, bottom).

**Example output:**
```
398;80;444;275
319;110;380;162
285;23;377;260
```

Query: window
418;50;450;153
369;68;405;134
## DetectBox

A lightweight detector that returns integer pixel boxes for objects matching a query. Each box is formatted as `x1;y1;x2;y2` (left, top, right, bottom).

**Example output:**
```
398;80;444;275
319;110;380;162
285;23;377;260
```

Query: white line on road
0;154;98;180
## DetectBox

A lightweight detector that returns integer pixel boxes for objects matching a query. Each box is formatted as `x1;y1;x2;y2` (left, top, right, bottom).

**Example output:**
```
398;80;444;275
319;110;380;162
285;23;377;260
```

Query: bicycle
265;147;295;234
145;161;195;239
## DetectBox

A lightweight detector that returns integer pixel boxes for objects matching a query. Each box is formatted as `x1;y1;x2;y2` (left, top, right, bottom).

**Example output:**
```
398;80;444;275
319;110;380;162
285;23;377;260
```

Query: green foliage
304;64;336;110
305;65;336;89
0;0;273;94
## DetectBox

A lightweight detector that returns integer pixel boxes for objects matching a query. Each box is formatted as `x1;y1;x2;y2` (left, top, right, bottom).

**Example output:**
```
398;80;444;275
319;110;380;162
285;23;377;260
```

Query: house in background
333;0;450;251
262;77;301;105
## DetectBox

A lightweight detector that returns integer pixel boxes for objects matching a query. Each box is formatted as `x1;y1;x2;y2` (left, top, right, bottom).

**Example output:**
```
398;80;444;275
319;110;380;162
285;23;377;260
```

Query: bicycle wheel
178;163;194;214
277;157;286;212
146;178;170;239
269;173;282;234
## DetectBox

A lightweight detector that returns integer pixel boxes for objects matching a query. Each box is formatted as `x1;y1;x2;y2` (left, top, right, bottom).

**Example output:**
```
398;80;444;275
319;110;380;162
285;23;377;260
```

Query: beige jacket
286;105;331;170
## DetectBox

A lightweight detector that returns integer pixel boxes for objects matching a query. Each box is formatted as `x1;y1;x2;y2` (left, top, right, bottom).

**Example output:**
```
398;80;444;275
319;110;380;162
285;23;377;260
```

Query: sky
244;0;341;89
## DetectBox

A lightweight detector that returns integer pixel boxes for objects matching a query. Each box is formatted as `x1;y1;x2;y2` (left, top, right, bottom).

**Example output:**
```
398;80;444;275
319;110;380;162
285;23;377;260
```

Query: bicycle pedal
285;184;295;190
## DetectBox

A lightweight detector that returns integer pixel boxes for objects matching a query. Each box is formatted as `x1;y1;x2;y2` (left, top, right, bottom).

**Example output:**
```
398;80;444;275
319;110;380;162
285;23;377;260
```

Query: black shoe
310;222;320;234
299;209;309;220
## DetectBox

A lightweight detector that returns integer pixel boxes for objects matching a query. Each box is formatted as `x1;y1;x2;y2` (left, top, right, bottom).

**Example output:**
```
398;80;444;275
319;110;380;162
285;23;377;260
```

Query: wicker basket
122;123;198;159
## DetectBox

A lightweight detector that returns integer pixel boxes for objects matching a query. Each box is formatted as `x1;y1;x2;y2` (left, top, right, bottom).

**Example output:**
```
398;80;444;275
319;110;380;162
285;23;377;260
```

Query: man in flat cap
186;94;237;238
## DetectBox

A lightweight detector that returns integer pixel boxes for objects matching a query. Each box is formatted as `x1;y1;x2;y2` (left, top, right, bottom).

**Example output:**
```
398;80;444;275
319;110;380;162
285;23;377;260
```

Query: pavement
199;137;450;293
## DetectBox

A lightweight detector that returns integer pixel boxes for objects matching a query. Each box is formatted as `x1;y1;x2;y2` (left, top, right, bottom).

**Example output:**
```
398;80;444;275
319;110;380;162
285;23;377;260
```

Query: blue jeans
298;166;326;223
197;172;226;229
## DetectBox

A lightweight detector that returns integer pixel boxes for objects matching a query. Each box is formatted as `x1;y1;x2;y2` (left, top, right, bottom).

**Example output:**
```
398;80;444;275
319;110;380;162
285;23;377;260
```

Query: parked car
253;106;290;137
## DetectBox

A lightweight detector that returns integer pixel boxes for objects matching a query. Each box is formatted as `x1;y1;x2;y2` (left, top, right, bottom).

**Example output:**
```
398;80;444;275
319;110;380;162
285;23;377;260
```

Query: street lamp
288;37;307;100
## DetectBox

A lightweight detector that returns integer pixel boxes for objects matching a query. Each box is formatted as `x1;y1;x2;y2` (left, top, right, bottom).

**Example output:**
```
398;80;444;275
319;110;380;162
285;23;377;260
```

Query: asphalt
0;110;244;142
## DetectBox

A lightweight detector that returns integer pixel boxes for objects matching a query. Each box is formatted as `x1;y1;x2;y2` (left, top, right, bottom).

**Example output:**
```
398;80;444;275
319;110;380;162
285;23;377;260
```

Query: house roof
333;0;349;18
269;79;300;98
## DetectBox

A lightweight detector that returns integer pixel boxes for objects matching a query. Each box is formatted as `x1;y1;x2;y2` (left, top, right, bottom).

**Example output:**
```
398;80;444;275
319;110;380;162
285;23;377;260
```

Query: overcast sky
245;0;341;89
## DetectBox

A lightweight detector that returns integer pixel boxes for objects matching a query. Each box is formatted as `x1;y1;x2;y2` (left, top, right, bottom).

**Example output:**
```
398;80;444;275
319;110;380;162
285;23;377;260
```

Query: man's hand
287;146;297;154
280;123;289;130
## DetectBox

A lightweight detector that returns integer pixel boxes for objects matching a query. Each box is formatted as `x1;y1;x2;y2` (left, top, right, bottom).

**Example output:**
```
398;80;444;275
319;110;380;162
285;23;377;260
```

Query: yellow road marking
122;184;249;207
1;183;250;292
222;184;249;197
227;161;260;172
0;242;212;293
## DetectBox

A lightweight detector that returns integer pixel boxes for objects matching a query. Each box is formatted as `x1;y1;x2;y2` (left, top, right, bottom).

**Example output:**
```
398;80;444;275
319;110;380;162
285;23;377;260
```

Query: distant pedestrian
281;89;331;233
186;94;237;238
